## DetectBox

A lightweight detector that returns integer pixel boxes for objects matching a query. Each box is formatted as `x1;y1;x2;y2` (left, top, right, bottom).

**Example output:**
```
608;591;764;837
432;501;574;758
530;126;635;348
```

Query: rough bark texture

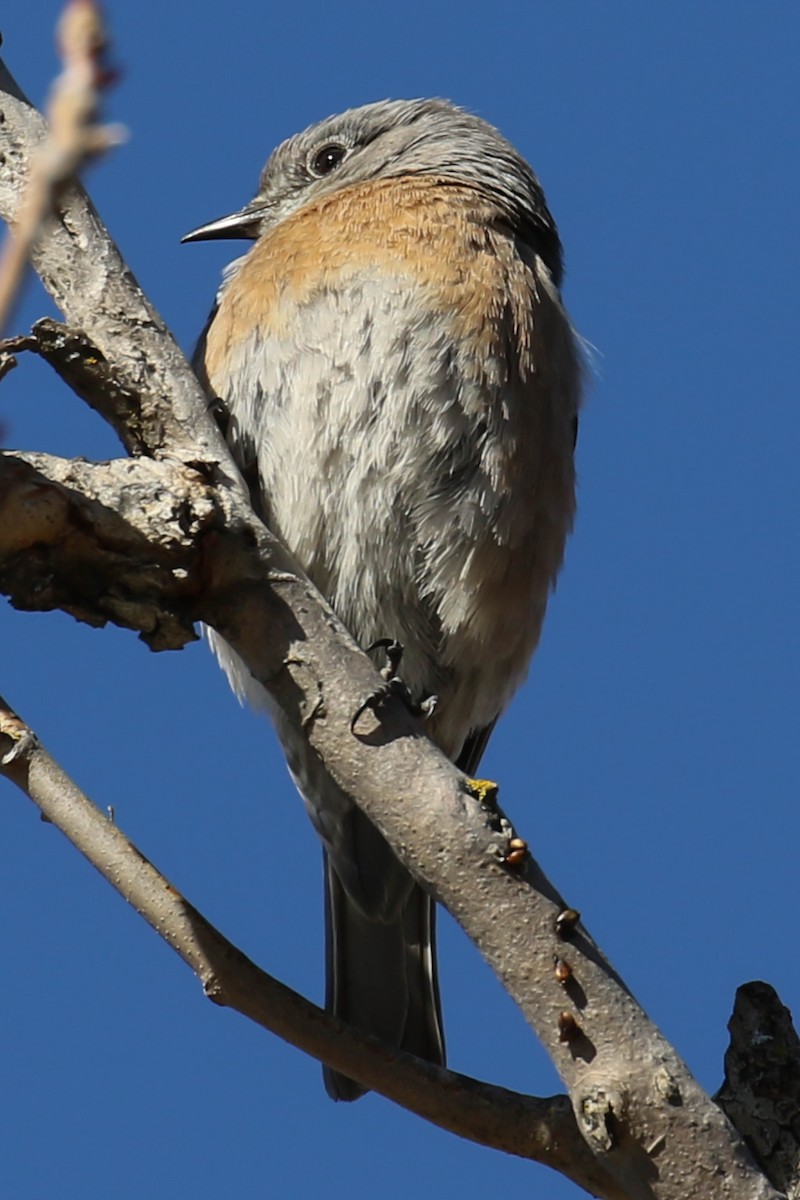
717;983;800;1199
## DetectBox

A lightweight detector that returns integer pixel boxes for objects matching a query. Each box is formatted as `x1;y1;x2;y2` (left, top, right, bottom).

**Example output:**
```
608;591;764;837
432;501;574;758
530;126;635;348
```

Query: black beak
181;202;265;243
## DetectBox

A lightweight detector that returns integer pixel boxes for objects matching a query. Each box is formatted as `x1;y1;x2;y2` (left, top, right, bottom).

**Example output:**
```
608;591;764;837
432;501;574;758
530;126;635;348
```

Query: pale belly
210;273;577;759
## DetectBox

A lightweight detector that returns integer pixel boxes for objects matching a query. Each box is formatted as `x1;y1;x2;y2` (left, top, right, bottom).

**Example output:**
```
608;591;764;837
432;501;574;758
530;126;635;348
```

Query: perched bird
184;98;582;1100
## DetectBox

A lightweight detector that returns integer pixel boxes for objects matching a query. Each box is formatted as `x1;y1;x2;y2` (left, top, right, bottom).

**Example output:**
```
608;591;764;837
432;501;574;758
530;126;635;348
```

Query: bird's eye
309;143;347;177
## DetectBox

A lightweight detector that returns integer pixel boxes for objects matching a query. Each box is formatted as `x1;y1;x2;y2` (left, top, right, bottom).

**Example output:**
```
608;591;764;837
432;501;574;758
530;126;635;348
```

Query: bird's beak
181;200;267;243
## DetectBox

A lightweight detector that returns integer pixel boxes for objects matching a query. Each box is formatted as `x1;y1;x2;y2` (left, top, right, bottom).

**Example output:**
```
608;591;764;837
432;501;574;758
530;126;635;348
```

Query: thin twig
0;0;124;330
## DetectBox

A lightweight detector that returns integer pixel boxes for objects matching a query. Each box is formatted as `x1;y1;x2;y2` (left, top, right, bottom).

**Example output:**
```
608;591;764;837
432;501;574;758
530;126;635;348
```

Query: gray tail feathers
323;854;445;1102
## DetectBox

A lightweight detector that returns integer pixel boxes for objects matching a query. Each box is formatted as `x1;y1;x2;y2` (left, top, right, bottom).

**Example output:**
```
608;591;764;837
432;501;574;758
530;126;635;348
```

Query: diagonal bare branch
0;692;627;1200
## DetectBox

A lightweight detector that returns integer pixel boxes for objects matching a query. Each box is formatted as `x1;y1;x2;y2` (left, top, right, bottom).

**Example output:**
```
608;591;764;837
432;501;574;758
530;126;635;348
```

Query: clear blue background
1;4;797;1198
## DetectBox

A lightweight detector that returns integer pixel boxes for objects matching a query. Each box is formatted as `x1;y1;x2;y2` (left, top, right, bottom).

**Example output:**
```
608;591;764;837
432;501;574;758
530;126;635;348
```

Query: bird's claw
350;679;403;731
350;639;438;731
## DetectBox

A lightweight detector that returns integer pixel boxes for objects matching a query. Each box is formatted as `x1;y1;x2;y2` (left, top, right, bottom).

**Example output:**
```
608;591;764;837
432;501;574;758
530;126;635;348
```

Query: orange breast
203;175;538;385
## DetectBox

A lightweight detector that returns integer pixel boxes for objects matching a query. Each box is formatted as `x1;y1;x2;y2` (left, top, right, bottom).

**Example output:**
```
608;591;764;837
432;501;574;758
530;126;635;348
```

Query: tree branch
0;691;627;1200
0;449;206;646
717;983;800;1199
0;54;229;462
0;319;154;447
0;2;123;329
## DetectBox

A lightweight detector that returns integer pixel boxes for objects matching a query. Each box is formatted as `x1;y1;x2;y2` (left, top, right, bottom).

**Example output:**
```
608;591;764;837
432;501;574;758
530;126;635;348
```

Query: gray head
183;98;563;283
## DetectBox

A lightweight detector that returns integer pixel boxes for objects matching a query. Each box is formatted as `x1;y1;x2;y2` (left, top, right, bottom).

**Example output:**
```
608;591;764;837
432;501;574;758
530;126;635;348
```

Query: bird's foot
350;639;438;731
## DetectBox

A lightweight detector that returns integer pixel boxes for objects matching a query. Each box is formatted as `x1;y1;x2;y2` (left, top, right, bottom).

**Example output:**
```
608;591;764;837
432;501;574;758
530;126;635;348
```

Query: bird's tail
323;855;445;1101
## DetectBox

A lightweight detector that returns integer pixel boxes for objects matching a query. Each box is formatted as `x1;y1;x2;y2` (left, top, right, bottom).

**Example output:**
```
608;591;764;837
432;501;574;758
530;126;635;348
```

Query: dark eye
309;143;347;177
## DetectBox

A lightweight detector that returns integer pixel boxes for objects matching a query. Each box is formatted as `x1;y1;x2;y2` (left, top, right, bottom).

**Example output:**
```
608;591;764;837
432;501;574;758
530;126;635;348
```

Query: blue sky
1;4;798;1198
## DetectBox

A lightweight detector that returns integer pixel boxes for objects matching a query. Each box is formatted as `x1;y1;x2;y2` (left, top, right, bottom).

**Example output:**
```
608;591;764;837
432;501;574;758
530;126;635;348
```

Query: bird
183;98;582;1101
